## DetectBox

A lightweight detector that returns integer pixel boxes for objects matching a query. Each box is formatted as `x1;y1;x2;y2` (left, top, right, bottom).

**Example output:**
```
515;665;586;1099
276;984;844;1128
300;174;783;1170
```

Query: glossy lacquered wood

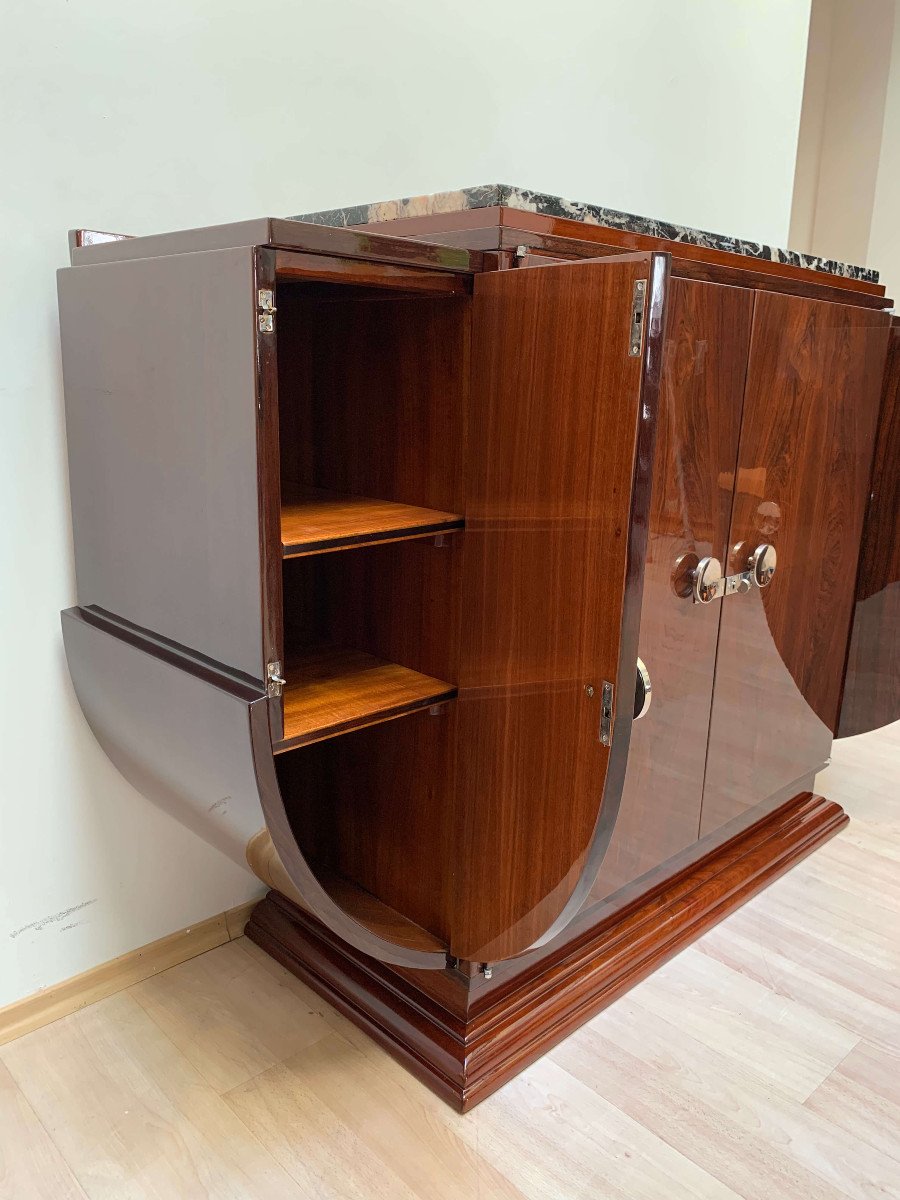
592;277;753;899
700;293;889;836
839;318;900;737
451;253;666;962
281;487;463;557
276;646;455;752
246;790;846;1111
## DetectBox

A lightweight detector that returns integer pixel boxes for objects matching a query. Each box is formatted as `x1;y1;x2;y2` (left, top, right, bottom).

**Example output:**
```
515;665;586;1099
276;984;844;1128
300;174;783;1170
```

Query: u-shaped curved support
62;606;448;970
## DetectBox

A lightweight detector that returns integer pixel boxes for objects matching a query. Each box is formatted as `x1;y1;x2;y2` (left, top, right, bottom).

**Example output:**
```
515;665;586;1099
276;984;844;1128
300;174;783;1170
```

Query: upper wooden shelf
281;487;464;557
275;645;456;753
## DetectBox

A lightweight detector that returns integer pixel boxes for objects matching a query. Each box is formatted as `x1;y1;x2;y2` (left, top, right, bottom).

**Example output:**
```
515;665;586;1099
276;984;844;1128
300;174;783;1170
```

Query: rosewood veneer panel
701;292;889;835
451;254;665;962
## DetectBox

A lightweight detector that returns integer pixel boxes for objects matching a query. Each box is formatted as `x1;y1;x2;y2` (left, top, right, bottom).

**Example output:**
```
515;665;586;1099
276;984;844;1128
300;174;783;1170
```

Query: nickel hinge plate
257;288;276;333
599;680;614;746
266;660;286;698
629;279;647;356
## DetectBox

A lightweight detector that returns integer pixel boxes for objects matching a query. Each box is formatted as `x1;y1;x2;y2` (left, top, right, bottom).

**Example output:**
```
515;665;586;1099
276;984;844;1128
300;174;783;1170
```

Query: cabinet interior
272;270;470;946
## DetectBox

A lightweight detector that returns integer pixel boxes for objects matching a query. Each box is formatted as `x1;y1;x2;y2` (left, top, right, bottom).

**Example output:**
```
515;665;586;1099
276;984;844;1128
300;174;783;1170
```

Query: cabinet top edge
68;216;482;274
291;183;881;288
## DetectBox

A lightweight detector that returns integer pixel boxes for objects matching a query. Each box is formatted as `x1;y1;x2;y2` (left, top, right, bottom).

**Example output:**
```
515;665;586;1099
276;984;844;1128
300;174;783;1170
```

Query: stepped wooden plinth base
246;792;847;1111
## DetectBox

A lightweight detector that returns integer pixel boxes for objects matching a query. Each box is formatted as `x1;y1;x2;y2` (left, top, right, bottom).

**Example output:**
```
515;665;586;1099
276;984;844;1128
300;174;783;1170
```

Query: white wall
0;0;812;1009
788;0;896;272
869;10;900;299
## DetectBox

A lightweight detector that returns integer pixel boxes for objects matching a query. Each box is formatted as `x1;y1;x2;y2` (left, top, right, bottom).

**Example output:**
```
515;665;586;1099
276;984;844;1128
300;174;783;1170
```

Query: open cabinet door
452;252;669;963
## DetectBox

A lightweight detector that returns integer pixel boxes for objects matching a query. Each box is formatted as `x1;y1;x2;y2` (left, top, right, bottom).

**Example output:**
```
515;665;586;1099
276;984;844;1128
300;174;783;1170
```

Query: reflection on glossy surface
701;291;889;835
592;278;752;901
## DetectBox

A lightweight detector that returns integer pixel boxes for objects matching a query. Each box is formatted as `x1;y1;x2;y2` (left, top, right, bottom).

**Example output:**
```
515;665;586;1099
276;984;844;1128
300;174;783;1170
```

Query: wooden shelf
281;487;463;557
275;645;456;753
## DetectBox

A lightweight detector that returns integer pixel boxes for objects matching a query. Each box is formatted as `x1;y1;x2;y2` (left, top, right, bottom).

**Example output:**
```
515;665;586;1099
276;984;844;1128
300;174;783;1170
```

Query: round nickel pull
749;543;777;588
634;658;652;720
692;556;723;604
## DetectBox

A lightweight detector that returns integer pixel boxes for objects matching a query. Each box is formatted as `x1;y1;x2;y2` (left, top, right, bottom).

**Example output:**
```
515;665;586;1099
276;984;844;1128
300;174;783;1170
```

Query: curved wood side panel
701;293;890;835
839;318;900;737
451;253;668;963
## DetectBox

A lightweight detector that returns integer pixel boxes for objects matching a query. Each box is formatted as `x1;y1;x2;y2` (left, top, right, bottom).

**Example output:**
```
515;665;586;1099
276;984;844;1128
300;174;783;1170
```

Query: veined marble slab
292;183;878;284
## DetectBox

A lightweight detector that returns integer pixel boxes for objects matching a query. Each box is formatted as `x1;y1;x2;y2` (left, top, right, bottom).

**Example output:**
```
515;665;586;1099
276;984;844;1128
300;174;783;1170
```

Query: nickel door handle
748;543;777;587
634;658;652;720
690;544;777;605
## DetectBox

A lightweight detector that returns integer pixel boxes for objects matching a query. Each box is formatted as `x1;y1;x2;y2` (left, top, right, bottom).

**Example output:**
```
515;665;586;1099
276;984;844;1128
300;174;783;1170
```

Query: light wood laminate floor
1;722;897;1199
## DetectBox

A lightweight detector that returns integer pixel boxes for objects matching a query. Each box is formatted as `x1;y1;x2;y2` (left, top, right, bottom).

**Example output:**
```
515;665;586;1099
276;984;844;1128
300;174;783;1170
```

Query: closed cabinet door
700;291;890;836
592;277;752;899
452;252;669;963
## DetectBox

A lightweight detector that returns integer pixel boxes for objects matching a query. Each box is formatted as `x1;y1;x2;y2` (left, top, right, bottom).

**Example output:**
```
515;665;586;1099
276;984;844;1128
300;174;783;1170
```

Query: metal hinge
629;279;647;356
266;660;286;698
599;680;614;746
257;288;276;333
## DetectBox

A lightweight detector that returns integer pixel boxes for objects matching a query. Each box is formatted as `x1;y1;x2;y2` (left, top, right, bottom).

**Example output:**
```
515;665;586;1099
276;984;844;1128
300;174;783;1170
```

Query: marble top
293;183;878;285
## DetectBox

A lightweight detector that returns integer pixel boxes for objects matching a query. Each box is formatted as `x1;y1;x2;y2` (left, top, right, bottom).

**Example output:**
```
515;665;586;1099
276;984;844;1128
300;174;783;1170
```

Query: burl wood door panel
452;253;668;963
839;318;900;738
592;278;752;899
701;292;890;836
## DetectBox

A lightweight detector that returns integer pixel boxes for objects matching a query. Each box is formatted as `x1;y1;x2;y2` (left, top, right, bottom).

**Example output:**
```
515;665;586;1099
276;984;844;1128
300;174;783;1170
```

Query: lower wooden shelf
275;645;456;752
317;867;448;954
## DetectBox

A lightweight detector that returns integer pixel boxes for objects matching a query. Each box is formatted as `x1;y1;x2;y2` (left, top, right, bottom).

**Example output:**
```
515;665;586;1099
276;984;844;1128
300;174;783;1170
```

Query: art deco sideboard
58;185;892;1110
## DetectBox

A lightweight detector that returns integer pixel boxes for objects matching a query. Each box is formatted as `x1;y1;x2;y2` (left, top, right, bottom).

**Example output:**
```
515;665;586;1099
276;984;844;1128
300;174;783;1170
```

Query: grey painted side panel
58;247;264;679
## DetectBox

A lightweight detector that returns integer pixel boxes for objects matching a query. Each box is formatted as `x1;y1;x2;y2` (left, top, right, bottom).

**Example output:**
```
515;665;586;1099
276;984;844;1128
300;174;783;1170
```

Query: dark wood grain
839;318;900;736
275;645;455;752
276;286;468;515
281;487;463;557
700;292;890;835
592;277;752;898
450;254;664;963
246;790;846;1111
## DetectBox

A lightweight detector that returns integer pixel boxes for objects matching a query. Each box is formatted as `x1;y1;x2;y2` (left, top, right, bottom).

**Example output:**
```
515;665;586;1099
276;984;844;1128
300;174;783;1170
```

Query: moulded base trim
245;791;847;1111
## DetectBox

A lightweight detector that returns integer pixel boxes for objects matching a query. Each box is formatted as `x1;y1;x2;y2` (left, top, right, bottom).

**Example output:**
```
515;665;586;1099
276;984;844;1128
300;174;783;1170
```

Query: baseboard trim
0;897;261;1047
247;791;847;1111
